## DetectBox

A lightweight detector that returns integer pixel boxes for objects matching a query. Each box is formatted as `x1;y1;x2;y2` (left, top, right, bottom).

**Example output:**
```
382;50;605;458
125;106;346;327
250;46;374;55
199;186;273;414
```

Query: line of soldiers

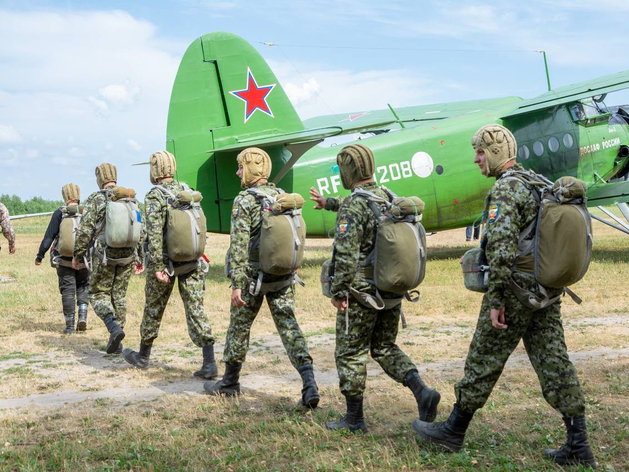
31;124;595;469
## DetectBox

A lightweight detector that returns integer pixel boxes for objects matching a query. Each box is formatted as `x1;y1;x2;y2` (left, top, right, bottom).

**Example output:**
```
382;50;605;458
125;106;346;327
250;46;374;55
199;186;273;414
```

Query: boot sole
297;395;320;409
77;321;87;331
106;331;125;354
412;419;462;453
543;452;597;469
420;390;441;422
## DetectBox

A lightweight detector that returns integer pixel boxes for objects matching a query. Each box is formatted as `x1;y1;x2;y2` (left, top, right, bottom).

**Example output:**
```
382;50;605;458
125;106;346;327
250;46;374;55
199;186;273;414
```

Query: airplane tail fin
166;32;306;232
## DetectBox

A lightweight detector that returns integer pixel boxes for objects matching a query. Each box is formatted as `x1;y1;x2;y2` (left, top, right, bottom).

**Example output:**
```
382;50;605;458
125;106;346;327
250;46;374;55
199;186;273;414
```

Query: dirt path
0;345;627;415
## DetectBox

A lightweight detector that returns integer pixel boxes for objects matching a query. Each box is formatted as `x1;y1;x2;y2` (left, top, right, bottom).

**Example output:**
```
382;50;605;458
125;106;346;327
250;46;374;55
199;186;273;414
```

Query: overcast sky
2;0;629;201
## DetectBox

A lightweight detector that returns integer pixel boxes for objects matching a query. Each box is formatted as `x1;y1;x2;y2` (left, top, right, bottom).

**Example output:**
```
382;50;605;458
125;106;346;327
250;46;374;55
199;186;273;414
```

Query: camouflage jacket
483;163;539;309
144;179;192;273
0;202;15;251
330;182;392;302
228;182;285;291
74;188;144;263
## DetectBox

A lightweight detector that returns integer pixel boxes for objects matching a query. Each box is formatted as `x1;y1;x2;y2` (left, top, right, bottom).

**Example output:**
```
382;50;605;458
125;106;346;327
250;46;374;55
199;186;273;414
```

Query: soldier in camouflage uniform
35;183;89;334
122;151;217;379
0;202;16;255
311;144;440;433
73;163;145;354
204;147;319;408
413;124;596;468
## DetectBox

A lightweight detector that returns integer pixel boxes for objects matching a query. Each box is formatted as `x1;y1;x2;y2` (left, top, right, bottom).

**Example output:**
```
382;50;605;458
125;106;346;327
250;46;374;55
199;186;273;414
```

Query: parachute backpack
505;171;592;310
352;188;427;308
155;184;207;276
57;204;84;258
94;187;143;266
246;188;306;295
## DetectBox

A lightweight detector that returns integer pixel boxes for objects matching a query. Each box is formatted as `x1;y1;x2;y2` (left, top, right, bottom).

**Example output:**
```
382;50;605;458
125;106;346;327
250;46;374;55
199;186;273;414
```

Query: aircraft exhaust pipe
618;145;629;158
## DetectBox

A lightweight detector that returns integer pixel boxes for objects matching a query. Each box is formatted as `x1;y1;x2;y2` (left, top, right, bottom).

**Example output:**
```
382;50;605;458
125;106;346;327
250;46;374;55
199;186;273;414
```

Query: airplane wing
586;180;629;207
303;97;523;132
502;70;629;118
9;211;54;220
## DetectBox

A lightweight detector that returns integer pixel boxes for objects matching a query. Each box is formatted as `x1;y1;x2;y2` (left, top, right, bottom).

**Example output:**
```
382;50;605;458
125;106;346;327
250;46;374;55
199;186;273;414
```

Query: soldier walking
312;144;440;433
123;151;217;379
204;147;319;408
0;202;16;255
412;125;596;468
73;164;144;354
35;184;89;333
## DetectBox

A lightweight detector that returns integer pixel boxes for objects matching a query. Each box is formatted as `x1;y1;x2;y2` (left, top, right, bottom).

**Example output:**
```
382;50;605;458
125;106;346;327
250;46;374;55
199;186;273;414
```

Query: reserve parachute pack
351;188;427;308
155;184;207;275
57;205;84;257
246;188;306;295
507;172;592;309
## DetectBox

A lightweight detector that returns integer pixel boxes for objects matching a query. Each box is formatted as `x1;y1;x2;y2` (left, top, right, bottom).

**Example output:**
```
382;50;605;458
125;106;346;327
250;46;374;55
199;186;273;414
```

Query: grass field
0;212;627;471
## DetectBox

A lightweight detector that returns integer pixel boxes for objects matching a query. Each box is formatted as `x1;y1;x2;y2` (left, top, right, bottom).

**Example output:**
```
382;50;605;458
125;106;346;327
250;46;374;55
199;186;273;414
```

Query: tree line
0;194;63;216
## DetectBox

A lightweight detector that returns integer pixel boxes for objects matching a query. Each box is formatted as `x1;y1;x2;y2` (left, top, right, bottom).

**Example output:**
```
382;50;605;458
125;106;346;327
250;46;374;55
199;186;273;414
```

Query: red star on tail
229;68;276;123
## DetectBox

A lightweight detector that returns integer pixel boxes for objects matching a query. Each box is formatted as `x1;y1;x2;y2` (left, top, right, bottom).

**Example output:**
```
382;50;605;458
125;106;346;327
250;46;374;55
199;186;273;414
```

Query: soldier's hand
156;270;170;284
331;298;347;311
9;245;16;254
490;307;507;329
134;262;145;275
71;259;80;270
309;187;327;210
231;289;246;308
35;260;42;266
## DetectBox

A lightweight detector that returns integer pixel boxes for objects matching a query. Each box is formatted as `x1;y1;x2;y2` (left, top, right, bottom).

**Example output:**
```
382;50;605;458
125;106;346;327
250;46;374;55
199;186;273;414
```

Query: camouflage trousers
88;256;133;327
223;283;313;369
335;298;416;398
455;285;585;418
140;266;214;348
57;265;89;317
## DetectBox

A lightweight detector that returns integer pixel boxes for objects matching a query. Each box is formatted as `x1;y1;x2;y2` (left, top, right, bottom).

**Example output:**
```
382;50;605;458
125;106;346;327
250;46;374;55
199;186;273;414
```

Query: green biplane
166;31;629;237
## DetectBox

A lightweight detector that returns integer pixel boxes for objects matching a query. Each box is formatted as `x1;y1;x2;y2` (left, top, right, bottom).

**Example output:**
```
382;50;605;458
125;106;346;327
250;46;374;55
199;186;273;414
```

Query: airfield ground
0;212;627;471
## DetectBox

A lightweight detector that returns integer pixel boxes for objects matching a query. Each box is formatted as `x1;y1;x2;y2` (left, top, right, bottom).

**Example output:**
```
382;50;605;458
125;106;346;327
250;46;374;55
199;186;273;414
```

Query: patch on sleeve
337;218;350;237
488;203;500;222
82;207;89;217
146;203;151;215
231;205;240;218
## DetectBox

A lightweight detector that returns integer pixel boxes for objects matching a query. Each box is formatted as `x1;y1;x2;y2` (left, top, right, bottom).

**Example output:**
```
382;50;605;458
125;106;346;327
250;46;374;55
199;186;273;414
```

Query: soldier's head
336;144;375;190
472;124;517;178
149;151;177;185
236;147;271;189
61;183;80;205
95;163;117;189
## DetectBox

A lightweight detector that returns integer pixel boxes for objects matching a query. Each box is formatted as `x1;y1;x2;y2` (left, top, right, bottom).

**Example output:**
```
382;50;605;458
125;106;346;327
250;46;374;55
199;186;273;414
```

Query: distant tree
0;194;63;215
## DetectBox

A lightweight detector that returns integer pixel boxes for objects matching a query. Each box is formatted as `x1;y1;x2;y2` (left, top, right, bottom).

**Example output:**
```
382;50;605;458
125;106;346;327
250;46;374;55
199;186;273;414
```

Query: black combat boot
297;364;320;409
203;362;241;397
103;315;125;354
62;313;75;334
326;396;368;433
76;303;88;332
193;344;218;379
122;342;152;369
404;370;441;422
543;416;597;469
412;403;474;452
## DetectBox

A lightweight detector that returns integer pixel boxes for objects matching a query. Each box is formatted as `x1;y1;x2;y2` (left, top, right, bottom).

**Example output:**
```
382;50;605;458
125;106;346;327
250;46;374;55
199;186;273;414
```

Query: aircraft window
533;141;544;156
548;136;560;153
570;104;586;121
435;165;444;175
563;133;574;149
518;145;530;160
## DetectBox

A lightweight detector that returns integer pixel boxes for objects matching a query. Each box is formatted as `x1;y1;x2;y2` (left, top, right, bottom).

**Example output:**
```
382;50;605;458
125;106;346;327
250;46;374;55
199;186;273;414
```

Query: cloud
99;82;141;107
126;139;142;151
284;78;321;105
87;96;109;114
0;149;19;167
0;125;22;143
